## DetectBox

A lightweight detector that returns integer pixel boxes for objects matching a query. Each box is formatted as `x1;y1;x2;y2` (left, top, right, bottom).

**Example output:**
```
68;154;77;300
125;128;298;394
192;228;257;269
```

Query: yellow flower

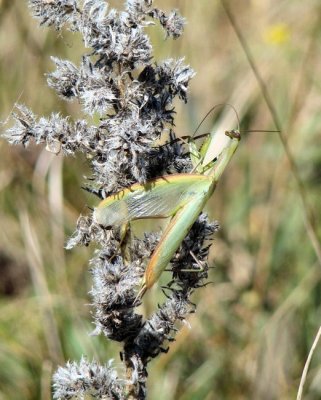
263;23;290;45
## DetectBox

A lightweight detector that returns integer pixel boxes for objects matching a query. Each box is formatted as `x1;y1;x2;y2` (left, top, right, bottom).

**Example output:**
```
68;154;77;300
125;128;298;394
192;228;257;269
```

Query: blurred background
1;0;321;399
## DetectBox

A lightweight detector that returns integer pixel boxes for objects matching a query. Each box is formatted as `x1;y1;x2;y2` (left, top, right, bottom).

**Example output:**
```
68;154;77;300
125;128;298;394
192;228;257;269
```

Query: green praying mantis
93;124;241;301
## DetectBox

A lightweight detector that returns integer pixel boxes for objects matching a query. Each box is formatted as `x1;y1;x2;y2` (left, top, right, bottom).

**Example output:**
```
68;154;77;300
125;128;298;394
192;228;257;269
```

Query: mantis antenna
192;102;241;138
191;102;279;138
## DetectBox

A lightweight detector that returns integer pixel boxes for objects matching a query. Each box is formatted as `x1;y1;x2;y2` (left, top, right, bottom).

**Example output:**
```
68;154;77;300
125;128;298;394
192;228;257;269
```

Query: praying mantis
93;128;241;300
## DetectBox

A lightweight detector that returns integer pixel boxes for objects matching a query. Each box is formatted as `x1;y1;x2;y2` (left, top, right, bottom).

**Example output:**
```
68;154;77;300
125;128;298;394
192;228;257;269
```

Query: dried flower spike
3;1;229;399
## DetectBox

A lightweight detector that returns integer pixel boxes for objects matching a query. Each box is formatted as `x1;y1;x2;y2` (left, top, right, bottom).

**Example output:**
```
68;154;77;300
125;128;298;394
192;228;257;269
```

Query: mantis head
190;128;241;176
225;129;241;141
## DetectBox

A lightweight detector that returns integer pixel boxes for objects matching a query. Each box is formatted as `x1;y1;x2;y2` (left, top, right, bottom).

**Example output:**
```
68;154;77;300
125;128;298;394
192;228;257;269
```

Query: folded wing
93;174;212;227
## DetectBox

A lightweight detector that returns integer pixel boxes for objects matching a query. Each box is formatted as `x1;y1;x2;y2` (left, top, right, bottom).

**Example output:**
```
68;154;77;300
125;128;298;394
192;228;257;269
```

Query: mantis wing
93;174;212;227
141;190;211;295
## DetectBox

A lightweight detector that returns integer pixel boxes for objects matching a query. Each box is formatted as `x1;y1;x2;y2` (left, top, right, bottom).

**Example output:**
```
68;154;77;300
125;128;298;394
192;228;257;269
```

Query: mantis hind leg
119;222;132;262
108;222;131;262
179;250;206;272
164;251;206;272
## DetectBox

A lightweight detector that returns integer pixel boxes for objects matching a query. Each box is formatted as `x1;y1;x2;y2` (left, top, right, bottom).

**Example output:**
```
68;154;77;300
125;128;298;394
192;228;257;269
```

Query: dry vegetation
1;0;321;399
